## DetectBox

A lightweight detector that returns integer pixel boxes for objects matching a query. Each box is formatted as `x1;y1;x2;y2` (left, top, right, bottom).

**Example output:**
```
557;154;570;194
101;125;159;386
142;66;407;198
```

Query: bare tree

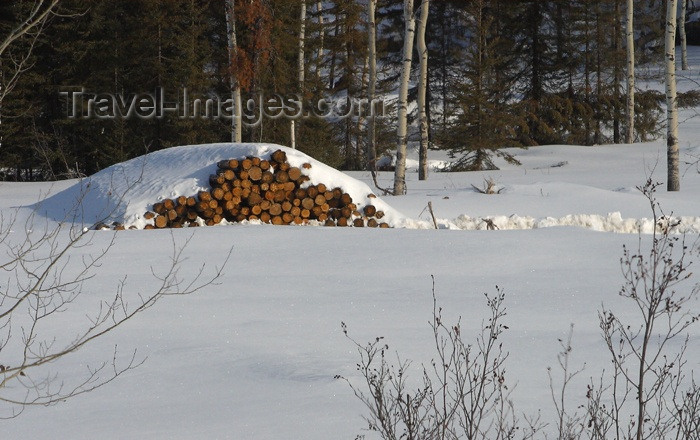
0;0;60;152
315;1;324;81
367;0;378;174
416;0;430;181
291;0;307;150
225;0;243;143
547;325;585;440
598;180;699;440
366;0;391;196
0;204;229;416
680;0;689;71
340;282;538;440
393;0;416;196
666;0;680;191
626;0;635;144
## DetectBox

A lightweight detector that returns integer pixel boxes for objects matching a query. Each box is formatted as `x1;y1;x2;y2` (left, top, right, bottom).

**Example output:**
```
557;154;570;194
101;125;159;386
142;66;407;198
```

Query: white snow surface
2;46;700;440
29;141;700;234
2;138;699;440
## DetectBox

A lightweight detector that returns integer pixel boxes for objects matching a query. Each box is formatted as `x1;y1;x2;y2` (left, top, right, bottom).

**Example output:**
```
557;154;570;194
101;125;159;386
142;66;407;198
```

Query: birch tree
291;1;306;150
225;0;242;143
416;0;430;181
393;0;416;196
367;0;377;173
680;0;689;70
666;0;680;191
626;0;635;143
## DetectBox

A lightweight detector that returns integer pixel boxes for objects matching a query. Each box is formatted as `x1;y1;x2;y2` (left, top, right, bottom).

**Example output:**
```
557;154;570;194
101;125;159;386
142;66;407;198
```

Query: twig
427;201;438;229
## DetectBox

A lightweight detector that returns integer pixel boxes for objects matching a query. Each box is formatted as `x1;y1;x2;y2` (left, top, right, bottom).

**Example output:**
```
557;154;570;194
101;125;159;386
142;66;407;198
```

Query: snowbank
33;143;409;229
449;212;700;234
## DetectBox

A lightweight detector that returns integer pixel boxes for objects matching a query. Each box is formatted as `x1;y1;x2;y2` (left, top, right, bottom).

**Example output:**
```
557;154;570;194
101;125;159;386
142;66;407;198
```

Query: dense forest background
1;0;699;181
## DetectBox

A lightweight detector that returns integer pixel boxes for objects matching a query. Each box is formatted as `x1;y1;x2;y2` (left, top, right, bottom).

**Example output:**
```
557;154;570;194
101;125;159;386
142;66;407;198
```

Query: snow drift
32;143;409;229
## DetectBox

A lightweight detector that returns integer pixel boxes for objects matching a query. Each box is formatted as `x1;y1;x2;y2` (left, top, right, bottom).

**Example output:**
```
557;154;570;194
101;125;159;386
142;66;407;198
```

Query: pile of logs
142;149;390;229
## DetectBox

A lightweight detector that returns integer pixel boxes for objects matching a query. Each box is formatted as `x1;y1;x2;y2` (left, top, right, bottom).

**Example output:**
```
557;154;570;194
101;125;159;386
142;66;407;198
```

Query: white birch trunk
356;55;370;167
666;0;680;192
681;0;689;70
625;0;635;144
292;1;306;150
367;0;377;171
417;0;430;181
393;0;416;196
225;0;242;143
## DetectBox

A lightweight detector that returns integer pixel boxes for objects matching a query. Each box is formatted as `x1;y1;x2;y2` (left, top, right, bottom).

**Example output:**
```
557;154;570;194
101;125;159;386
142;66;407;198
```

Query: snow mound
33;143;408;229
449;212;700;234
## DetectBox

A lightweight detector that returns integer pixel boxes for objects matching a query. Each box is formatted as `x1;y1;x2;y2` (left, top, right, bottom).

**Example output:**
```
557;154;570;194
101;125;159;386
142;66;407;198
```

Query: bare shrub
0;205;230;417
342;180;699;440
339;279;544;440
592;180;699;440
471;177;503;195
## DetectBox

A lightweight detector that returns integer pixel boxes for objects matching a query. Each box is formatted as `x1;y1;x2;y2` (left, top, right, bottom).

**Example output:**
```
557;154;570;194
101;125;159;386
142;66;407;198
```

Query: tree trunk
316;1;324;80
417;0;430;181
367;0;377;172
681;0;689;70
292;1;306;150
613;0;622;143
393;0;416;196
626;0;635;144
329;10;340;89
666;0;680;192
356;54;369;169
594;1;602;145
584;4;592;146
225;0;242;143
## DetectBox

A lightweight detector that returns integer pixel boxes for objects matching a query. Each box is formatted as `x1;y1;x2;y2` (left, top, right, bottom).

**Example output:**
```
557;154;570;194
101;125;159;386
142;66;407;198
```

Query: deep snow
2;48;700;440
1;138;698;440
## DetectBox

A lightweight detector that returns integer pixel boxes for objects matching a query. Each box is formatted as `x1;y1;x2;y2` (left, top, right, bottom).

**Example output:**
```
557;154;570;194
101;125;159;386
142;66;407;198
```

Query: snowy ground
2;54;700;440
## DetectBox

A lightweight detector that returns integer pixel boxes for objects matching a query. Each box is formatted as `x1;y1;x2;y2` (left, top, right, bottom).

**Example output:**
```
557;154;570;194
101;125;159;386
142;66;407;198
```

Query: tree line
0;0;697;184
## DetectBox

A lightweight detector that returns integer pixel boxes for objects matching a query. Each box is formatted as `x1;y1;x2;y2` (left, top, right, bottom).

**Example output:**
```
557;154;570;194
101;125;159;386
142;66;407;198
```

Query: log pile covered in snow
142;149;389;229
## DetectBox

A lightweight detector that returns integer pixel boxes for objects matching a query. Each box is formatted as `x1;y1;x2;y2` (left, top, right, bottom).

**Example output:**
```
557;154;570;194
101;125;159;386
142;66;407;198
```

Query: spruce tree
438;0;522;171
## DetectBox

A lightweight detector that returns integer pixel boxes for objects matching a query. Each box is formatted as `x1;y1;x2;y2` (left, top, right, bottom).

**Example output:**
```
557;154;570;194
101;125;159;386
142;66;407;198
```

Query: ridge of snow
32;143;409;229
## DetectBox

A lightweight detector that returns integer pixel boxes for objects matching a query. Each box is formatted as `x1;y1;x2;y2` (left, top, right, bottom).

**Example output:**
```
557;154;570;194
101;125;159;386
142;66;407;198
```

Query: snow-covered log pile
142;149;389;229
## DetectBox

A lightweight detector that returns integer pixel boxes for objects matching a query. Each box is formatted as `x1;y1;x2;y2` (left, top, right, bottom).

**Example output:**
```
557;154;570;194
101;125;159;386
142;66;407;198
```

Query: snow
31;143;407;229
2;47;700;440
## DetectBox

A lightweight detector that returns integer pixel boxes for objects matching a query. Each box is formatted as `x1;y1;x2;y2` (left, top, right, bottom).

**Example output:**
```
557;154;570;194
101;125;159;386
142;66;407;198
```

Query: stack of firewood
142;149;390;229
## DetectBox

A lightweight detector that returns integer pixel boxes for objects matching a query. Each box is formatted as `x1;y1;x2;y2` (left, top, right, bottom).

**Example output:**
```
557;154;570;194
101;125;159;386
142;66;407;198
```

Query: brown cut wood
155;215;168;228
248;166;263;181
271;150;287;163
269;203;283;216
288;167;302;181
363;205;377;217
198;191;212;202
212;187;225;200
301;197;315;210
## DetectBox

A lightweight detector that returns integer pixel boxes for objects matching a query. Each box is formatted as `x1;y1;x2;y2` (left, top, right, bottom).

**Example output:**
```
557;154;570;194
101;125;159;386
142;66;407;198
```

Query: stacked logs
143;149;390;229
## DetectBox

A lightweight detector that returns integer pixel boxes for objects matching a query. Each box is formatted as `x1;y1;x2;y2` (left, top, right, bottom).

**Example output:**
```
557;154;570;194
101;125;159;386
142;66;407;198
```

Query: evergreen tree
438;0;522;171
